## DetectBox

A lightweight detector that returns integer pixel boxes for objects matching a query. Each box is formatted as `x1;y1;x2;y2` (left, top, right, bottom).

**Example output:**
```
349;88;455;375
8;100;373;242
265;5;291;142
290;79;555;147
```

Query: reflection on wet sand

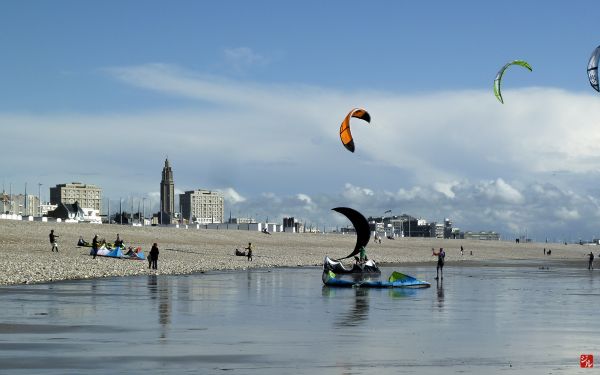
345;288;369;327
1;266;599;374
436;279;444;310
322;286;370;327
148;275;171;339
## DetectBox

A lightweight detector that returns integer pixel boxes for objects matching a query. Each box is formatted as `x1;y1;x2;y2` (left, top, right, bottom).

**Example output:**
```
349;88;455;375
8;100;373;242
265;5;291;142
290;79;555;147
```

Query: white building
179;189;224;224
40;203;58;216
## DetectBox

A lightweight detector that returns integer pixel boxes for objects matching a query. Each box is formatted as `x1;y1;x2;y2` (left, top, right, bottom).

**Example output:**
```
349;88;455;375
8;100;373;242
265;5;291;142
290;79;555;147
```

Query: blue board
322;270;430;288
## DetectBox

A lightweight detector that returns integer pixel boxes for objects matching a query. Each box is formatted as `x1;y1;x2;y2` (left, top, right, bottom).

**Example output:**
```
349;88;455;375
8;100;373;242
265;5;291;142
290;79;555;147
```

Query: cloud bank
3;63;600;240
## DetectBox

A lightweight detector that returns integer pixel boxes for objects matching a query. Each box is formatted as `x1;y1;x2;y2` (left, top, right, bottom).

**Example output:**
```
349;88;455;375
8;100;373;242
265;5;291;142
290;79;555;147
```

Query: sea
0;261;599;374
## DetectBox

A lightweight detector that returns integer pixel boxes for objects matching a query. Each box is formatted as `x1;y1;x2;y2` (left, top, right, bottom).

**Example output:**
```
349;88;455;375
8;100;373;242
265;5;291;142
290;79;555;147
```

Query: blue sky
2;1;600;240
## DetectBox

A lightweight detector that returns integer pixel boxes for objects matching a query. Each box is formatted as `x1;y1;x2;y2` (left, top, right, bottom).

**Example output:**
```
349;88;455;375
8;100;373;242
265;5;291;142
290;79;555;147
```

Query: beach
0;219;594;285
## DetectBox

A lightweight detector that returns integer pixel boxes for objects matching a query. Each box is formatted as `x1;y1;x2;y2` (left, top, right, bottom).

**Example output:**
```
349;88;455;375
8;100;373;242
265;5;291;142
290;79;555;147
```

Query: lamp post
38;183;42;217
142;197;147;226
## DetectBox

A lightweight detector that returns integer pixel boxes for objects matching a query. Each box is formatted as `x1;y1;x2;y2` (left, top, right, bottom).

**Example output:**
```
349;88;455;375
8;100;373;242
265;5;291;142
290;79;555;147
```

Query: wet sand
1;265;598;374
0;219;594;285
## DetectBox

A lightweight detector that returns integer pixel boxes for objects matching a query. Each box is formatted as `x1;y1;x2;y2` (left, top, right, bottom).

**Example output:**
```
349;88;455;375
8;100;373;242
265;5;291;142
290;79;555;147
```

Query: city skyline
2;2;600;240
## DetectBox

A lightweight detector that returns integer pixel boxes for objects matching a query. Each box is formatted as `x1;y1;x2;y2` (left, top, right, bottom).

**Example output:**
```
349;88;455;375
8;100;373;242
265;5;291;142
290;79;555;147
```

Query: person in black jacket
150;243;159;270
245;242;253;261
49;230;59;252
92;235;99;259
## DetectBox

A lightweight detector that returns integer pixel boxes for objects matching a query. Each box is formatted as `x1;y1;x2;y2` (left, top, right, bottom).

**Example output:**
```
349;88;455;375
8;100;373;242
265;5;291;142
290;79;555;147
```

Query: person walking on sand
92;234;99;259
433;247;445;280
49;229;59;252
245;242;253;261
150;243;159;270
460;245;464;256
589;252;594;270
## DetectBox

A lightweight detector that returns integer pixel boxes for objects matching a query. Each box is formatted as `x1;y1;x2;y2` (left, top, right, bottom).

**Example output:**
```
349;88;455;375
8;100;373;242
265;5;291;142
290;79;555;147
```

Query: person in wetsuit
435;248;445;280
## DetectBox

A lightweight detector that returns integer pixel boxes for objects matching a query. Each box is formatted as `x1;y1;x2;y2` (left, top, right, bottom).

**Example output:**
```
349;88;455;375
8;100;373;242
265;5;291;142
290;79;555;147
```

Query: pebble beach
0;220;594;285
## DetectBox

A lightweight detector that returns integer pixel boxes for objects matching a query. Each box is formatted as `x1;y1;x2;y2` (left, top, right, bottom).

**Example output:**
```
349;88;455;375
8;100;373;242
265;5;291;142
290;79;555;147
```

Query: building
444;218;453;239
50;182;102;211
47;202;84;221
160;158;175;224
179;189;224;224
40;203;57;216
228;217;256;224
463;231;500;241
1;194;41;216
434;223;445;238
283;217;304;233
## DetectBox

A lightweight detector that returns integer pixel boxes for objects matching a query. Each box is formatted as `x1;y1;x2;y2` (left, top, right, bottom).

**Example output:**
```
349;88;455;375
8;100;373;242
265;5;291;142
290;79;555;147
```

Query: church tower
160;158;175;224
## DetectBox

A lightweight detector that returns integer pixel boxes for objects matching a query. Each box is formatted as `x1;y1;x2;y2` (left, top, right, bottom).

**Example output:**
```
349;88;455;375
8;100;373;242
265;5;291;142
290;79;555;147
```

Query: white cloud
555;207;580;220
433;181;457;199
218;188;246;204
223;47;269;72
342;183;374;203
5;64;600;239
477;178;524;205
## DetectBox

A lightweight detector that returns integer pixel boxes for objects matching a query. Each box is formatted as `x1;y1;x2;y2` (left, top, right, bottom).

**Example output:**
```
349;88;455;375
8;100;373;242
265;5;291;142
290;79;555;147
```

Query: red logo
581;354;594;368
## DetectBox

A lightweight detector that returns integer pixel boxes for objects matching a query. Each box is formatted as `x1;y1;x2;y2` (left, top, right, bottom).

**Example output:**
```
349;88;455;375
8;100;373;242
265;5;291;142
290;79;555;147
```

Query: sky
2;1;600;241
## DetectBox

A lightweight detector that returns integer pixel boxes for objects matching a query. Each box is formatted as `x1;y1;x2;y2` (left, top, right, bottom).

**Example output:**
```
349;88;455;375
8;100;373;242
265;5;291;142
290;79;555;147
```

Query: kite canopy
339;108;371;152
332;207;370;260
494;60;532;103
588;46;600;92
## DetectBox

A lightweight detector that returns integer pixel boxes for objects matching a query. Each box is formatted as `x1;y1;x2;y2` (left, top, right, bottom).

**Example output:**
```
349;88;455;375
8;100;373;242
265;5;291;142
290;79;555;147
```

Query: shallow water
0;261;599;374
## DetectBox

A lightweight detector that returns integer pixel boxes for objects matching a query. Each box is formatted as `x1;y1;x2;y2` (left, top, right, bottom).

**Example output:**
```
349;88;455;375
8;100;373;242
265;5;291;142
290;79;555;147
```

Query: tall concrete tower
160;158;175;224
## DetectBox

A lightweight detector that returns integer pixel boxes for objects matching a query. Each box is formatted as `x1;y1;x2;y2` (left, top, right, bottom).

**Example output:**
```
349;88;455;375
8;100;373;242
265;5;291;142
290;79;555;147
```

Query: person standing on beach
150;243;159;270
245;242;253;261
49;230;59;252
92;235;99;259
460;245;464;256
434;247;445;280
589;252;594;270
359;246;367;262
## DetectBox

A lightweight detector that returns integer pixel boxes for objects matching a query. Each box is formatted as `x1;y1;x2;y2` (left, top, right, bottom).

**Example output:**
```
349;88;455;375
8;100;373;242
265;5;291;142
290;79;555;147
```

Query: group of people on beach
50;229;161;269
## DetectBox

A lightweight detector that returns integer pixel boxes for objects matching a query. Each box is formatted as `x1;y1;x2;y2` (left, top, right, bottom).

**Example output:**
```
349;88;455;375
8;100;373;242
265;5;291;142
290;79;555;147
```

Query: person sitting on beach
245;242;253;261
547;249;551;255
77;236;89;246
589;252;594;270
115;234;124;248
125;246;135;257
262;228;271;235
359;246;367;262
